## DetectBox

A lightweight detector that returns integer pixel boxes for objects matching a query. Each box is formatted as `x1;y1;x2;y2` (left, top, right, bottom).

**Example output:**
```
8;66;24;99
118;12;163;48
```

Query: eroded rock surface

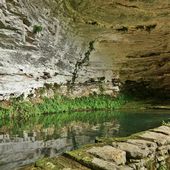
0;0;169;100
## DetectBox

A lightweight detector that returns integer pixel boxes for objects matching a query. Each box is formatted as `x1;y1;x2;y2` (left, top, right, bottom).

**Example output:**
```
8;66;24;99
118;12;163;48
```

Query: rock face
0;0;170;100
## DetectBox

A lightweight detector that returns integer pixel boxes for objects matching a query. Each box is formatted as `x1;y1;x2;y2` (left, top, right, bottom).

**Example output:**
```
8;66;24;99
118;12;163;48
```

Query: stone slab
87;145;126;165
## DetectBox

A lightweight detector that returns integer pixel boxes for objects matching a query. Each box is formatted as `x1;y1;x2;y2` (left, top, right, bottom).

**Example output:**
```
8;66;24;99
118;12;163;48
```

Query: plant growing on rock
33;25;43;34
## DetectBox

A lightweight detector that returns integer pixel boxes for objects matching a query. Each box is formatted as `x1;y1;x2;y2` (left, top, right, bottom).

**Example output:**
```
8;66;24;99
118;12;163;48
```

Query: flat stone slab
151;126;170;135
112;142;149;159
87;145;126;165
126;139;157;153
91;158;118;170
137;131;170;145
91;158;133;170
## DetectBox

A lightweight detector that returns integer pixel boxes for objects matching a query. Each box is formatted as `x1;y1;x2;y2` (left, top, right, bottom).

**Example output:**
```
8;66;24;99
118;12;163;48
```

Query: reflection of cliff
0;110;170;169
0;120;119;169
0;0;169;100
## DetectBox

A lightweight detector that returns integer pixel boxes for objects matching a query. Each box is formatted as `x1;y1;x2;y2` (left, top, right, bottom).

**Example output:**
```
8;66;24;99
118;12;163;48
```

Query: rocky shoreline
21;125;170;170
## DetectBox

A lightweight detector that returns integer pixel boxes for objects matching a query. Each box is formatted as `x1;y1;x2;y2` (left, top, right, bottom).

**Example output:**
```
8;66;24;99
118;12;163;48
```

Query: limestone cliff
0;0;169;100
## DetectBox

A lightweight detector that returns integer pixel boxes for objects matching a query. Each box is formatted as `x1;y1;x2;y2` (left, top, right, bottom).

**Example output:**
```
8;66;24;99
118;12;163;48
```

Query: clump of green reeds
0;94;128;120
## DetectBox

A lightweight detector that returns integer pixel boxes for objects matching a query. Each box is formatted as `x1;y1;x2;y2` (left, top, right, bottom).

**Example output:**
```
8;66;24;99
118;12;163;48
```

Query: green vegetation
0;94;128;121
0;110;122;137
162;121;170;127
33;25;43;34
158;164;169;170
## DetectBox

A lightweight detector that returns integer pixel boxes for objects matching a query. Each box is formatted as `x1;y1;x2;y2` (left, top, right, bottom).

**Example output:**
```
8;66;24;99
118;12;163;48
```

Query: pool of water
0;109;169;170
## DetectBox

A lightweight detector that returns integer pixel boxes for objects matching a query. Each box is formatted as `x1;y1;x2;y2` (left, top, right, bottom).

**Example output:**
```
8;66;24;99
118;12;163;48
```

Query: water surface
0;109;169;170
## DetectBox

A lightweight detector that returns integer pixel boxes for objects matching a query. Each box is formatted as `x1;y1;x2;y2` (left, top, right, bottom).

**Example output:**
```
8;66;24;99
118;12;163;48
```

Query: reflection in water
0;110;169;170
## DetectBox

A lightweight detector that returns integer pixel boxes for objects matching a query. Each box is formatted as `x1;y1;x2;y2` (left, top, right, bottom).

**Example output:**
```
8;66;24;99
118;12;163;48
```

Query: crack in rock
71;40;95;85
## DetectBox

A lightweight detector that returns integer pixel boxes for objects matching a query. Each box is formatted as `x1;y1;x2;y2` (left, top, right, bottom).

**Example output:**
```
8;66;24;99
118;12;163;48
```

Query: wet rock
87;145;126;165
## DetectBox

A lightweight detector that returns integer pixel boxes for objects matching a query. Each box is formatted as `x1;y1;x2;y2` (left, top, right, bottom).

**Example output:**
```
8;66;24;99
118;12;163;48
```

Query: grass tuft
0;94;128;120
33;25;43;34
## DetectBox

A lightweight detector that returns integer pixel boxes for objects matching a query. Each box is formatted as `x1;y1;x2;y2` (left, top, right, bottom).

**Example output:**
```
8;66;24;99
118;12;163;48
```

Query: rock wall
0;0;170;100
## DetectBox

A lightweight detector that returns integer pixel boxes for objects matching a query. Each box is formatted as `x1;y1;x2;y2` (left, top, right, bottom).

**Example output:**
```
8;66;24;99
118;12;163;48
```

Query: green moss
37;87;46;95
23;155;91;170
33;25;43;34
65;143;105;169
96;130;146;144
162;121;170;127
35;158;60;170
44;83;54;90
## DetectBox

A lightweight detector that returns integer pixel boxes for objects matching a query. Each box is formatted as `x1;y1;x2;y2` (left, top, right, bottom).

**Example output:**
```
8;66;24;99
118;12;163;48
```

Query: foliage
0;110;122;136
162;121;170;127
33;25;43;34
0;94;128;121
158;164;168;170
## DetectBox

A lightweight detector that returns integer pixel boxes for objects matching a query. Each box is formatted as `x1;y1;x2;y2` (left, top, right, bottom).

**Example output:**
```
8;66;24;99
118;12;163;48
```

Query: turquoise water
0;109;170;139
0;109;169;170
116;110;170;137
